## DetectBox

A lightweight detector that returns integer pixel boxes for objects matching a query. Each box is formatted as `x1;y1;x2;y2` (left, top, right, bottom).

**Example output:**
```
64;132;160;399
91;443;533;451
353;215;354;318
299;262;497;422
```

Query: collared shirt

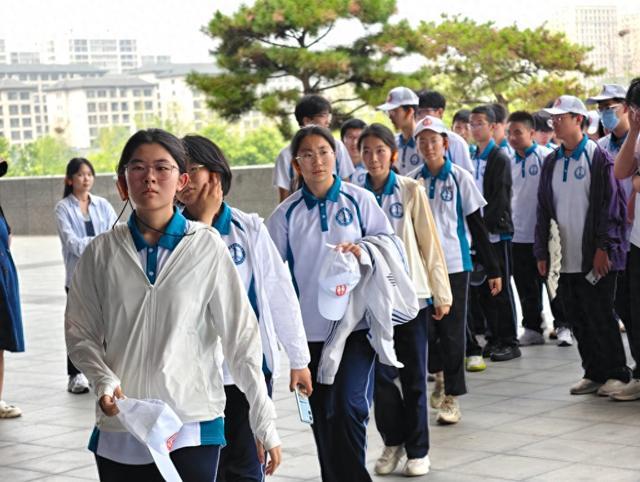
88;209;225;464
511;143;552;243
552;135;594;273
396;132;422;175
599;131;632;199
411;159;486;274
498;137;515;158
266;176;393;341
350;163;368;187
272;138;355;191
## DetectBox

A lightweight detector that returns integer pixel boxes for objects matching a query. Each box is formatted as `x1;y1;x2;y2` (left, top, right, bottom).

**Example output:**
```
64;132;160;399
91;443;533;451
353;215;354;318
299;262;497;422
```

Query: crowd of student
0;78;639;482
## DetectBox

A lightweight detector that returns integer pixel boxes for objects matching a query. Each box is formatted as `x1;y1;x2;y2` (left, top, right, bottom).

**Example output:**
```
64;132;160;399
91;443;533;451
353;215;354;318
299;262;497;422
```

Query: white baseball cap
318;247;361;320
586;84;627;104
377;87;419;111
413;115;448;139
116;398;183;482
544;95;588;117
586;110;601;135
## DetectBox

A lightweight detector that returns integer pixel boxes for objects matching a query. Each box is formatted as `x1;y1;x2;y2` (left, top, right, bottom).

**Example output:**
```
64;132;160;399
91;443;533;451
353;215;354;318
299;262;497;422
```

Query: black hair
452;109;471;124
416;90;446;110
490;103;508;123
627;77;640;107
290;125;336;159
357;123;398;154
182;135;232;196
294;94;332;127
506;111;534;130
340;118;367;141
117;128;187;176
532;111;553;132
63;157;95;198
471;105;496;123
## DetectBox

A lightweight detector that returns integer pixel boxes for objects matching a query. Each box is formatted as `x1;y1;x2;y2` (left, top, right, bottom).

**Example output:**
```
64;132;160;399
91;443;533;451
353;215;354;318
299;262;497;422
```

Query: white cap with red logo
377;86;419;111
413;115;448;139
544;95;589;117
318;247;361;320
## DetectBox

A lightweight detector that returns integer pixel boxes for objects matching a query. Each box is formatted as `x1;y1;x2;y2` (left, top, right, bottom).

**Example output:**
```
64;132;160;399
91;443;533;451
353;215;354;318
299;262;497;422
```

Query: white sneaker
518;328;545;346
403;455;431;477
465;355;486;372
597;379;629;397
0;400;21;419
437;395;461;425
610;379;640;401
570;378;602;395
67;374;90;394
430;372;444;409
374;445;405;475
556;327;573;347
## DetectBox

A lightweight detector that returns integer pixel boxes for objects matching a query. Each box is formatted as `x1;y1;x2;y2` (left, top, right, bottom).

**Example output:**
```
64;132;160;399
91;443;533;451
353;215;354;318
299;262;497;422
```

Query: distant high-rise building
0;41;6;65
10;51;41;65
619;14;640;78
140;54;172;66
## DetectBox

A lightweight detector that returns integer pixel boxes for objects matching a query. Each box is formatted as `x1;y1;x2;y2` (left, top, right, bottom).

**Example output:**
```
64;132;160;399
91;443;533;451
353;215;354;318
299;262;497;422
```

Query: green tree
198;123;284;166
7;136;75;177
90;126;131;173
0;136;9;160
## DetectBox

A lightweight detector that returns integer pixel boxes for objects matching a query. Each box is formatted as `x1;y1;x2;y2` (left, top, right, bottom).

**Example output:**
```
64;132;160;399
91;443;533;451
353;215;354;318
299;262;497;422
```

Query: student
266;125;394;482
532;110;557;150
273;94;354;201
410;116;502;415
176;134;312;481
340;118;368;186
414;90;475;175
505;113;572;347
0;158;24;419
490;103;515;157
611;77;640;401
54;158;117;395
535;96;631;396
469;105;519;361
357;123;451;474
377;86;422;175
65;129;281;481
452;109;477;158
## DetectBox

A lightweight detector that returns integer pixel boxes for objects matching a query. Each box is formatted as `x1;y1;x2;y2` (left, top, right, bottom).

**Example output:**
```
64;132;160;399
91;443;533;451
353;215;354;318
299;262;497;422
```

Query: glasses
312;112;332;122
126;162;179;180
187;165;207;177
597;104;622;113
295;149;335;163
469;122;488;129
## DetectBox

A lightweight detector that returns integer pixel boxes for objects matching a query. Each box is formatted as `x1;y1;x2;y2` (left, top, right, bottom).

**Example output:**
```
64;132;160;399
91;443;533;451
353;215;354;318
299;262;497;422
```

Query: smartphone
585;269;601;286
294;388;313;425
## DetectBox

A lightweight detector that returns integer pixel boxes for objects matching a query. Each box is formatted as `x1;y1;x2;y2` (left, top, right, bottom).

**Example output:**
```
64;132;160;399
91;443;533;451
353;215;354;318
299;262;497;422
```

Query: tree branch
317;79;354;92
253;36;299;49
344;102;368;117
306;23;335;49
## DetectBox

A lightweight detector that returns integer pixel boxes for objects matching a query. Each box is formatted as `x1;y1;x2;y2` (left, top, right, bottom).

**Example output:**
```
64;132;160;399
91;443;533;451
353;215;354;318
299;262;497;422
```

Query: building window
9;105;18;115
98;102;107;112
10;119;19;128
123;114;130;123
87;90;96;98
121;102;128;110
22;118;31;127
97;90;107;98
120;88;128;96
88;115;97;124
111;102;119;111
19;92;29;100
21;105;30;115
23;130;32;140
7;92;17;101
88;103;96;113
11;131;20;140
134;101;142;110
112;114;120;123
143;89;152;97
144;101;153;110
110;89;117;98
99;115;109;123
89;127;97;137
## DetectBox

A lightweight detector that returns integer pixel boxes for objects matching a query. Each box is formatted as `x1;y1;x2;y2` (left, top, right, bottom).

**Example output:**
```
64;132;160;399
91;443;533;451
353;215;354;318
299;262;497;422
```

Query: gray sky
0;0;636;63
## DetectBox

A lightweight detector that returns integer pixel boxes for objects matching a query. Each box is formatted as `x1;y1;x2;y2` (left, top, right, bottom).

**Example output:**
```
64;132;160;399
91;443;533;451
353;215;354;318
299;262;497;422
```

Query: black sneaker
482;342;498;358
490;345;522;362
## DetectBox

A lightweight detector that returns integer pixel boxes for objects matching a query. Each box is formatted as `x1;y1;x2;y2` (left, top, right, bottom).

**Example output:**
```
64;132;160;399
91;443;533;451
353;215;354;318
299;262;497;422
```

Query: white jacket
65;222;280;450
316;234;419;384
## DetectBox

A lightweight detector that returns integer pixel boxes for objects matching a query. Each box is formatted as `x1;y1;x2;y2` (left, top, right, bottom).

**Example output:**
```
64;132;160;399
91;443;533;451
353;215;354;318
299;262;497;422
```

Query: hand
537;260;548;278
629;104;640;133
488;277;502;296
593;248;611;278
289;368;313;396
99;386;124;416
432;304;451;320
334;242;362;260
256;440;282;476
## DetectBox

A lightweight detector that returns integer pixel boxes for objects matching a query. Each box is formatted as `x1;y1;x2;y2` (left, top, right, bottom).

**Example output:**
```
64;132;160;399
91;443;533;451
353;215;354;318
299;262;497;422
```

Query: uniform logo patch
574;166;586;180
389;202;404;218
229;243;246;265
335;207;354;226
529;164;539;176
441;185;454;202
410;153;421;165
335;284;347;297
358;173;366;184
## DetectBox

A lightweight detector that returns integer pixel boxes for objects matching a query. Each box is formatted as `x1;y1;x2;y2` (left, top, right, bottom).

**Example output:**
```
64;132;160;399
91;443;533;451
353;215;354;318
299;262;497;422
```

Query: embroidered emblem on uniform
358;173;366;184
410;153;421;165
335;284;347;296
441;185;454;202
529;164;539;176
389;202;404;218
574;166;586;180
335;207;354;226
229;243;246;265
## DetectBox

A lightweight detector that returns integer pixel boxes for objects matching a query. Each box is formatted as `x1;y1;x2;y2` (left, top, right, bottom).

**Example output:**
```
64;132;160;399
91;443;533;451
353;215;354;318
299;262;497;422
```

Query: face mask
600;108;620;131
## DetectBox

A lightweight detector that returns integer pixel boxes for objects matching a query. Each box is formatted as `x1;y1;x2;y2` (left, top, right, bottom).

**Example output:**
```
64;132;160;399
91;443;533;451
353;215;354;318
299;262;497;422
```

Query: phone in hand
585;269;601;286
294;387;313;424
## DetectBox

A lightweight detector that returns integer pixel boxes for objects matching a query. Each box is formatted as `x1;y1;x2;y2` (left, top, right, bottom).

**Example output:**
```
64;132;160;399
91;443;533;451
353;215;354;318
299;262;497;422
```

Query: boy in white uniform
341;118;368;187
491;103;515;157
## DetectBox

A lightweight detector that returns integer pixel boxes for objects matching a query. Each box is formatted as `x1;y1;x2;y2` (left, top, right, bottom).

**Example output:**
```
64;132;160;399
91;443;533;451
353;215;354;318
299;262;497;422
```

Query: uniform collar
498;138;509;149
610;130;628;147
365;170;397;196
515;142;538;163
475;139;496;160
421;157;452;181
213;202;232;235
301;175;341;210
558;134;588;161
397;133;415;149
128;208;187;251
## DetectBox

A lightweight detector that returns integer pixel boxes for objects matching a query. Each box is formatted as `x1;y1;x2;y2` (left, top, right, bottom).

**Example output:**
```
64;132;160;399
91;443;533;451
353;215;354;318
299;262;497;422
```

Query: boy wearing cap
415;90;475;175
340;118;368;186
377;86;422;175
273;94;354;201
533;111;557;150
535;95;631;396
491;103;515;157
469;105;519;361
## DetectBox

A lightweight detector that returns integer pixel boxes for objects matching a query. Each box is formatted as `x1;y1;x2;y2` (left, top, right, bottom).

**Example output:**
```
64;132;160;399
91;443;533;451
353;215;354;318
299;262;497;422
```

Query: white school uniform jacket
65;222;280;450
316;234;419;384
211;203;310;384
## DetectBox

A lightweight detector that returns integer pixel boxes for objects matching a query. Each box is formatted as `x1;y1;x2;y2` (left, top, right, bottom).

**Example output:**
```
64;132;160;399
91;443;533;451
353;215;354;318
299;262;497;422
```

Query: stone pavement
1;236;640;481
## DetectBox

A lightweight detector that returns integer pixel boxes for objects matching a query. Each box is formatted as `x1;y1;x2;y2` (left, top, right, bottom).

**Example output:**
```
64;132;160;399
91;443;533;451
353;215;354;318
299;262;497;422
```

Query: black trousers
512;243;568;333
615;257;631;327
626;245;640;378
65;286;81;376
561;272;630;383
428;272;468;395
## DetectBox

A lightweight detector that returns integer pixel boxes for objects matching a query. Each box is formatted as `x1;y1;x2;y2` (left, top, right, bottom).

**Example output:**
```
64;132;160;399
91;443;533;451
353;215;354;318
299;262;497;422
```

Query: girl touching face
177;160;223;209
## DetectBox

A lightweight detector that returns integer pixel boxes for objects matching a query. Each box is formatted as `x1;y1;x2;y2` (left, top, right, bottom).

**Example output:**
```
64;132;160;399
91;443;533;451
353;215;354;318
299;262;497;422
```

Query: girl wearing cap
357;123;451;477
175;134;311;481
54;158;117;396
266;125;393;482
65;129;281;481
0;158;24;419
411;116;502;425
